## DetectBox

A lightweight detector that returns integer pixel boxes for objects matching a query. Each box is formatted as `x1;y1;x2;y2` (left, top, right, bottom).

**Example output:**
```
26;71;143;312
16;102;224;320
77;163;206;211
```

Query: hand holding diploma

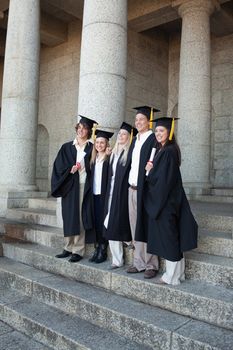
71;150;86;174
145;147;156;175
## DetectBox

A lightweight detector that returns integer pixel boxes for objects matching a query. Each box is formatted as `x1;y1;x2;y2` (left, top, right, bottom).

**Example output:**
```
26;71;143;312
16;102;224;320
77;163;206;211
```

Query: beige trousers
162;258;185;285
64;181;85;256
128;187;159;271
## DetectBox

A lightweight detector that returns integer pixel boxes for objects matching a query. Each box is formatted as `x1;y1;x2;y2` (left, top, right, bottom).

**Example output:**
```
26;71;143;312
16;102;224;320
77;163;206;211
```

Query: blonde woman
103;122;137;268
89;129;114;263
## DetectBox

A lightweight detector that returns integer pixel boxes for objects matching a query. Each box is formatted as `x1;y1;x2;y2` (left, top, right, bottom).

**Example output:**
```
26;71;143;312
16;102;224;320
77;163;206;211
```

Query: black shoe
69;253;83;263
55;250;72;258
89;246;99;262
95;243;108;264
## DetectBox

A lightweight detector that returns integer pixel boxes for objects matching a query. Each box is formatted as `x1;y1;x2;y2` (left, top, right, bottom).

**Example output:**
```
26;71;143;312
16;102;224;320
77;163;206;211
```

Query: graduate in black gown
125;106;160;279
103;122;136;268
143;116;198;284
89;129;114;264
51;116;97;263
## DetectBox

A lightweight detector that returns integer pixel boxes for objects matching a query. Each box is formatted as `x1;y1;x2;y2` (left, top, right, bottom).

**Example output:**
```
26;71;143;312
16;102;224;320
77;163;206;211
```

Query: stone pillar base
183;183;211;196
0;190;48;217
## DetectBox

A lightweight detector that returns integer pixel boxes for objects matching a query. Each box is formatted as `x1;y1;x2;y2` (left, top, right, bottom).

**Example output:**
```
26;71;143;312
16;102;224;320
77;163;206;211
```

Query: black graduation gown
90;157;110;243
126;132;156;241
103;152;131;241
142;144;198;261
51;141;94;239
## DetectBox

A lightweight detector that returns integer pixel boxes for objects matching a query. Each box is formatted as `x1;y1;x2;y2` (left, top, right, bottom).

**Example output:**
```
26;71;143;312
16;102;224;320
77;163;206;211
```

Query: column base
0;189;48;217
183;182;211;196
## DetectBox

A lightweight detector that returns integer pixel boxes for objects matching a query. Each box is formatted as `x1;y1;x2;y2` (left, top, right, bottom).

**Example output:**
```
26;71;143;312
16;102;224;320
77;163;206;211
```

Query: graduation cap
152;116;179;141
95;129;114;140
133;105;160;129
120;122;137;136
78;115;98;129
120;122;138;144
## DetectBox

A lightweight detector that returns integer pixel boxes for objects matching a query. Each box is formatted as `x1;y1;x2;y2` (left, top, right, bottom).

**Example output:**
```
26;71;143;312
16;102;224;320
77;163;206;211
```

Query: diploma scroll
146;147;156;176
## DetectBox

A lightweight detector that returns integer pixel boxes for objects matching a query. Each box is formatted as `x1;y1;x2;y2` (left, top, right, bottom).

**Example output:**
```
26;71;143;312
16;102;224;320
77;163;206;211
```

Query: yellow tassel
149;108;153;130
91;123;97;141
169;118;175;141
130;128;133;144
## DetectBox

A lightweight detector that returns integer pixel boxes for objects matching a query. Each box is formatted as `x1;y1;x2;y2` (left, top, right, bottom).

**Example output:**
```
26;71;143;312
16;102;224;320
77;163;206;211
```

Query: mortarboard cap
120;122;137;136
152;116;179;141
95;129;114;140
133;106;160;120
78;115;98;129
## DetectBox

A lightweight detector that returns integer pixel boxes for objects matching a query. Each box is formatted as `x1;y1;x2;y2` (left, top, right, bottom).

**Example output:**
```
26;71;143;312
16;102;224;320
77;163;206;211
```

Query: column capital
172;0;220;17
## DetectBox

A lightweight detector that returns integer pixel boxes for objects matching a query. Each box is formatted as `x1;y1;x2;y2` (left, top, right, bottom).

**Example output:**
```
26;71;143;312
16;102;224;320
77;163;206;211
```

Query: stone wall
38;20;82;187
167;32;233;188
211;33;233;188
126;29;168;124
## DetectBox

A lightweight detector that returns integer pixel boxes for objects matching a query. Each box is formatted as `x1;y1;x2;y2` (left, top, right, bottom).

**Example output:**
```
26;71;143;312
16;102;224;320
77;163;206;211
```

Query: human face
135;113;150;134
76;123;89;141
155;126;169;146
95;137;107;153
117;129;130;145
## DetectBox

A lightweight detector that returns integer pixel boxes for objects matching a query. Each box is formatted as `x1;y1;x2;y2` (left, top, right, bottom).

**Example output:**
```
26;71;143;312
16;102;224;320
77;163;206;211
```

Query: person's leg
161;259;184;285
128;188;145;272
109;240;123;267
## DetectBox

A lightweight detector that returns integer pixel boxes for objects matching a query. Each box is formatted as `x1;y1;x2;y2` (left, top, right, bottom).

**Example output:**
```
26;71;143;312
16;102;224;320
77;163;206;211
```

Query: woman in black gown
143;117;198;284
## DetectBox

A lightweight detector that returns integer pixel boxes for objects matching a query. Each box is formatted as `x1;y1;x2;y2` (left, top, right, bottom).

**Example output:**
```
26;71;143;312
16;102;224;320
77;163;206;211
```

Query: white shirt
93;157;104;195
73;138;88;184
128;130;152;186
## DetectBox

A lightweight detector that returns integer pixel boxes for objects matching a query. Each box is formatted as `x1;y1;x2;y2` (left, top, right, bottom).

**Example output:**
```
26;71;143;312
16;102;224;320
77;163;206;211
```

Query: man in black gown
51;116;96;262
126;106;160;278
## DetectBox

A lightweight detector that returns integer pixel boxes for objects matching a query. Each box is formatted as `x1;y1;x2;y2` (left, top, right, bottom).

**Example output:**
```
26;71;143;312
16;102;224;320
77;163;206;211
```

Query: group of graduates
51;106;198;285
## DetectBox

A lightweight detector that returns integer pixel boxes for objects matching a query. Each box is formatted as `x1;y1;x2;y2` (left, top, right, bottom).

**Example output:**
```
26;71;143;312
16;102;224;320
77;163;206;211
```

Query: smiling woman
143;116;198;285
89;129;114;264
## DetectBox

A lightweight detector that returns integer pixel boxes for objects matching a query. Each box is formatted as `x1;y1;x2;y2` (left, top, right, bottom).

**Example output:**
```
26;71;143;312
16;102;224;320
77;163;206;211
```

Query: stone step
0;258;233;350
185;251;233;288
0;282;149;350
28;197;56;211
0;320;52;350
191;201;233;232
196;229;233;258
1;216;233;262
6;208;57;227
1;242;233;329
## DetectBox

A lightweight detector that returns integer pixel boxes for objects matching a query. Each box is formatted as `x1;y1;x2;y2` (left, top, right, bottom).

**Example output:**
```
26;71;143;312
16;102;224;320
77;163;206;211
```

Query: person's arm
145;147;179;219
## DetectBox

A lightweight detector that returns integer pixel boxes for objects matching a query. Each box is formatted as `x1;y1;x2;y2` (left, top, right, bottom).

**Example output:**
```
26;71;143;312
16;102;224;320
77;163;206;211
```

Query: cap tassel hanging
91;123;97;141
149;108;153;130
169;118;175;141
130;128;134;144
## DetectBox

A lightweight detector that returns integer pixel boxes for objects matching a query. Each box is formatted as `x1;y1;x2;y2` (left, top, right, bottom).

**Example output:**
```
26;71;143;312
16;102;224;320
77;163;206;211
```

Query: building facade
0;0;232;215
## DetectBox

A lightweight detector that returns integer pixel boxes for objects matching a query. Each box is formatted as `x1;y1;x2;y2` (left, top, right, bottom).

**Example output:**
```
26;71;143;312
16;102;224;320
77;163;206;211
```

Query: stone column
0;0;40;214
177;0;216;194
78;0;127;130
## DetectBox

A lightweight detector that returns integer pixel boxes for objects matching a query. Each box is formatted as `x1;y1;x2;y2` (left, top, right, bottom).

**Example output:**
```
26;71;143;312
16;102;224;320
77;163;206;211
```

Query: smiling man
126;106;160;279
51;116;97;262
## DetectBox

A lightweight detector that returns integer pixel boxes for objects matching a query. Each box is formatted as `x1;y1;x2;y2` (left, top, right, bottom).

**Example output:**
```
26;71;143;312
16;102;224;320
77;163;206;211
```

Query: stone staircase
0;190;233;349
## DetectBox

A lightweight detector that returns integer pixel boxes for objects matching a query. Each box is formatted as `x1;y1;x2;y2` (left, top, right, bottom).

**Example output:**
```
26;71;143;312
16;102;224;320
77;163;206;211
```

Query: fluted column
78;0;127;129
177;0;216;193
0;0;40;214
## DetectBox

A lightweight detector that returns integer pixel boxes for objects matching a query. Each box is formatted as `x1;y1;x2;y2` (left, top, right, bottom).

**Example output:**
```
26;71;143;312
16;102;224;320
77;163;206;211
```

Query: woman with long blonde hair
103;122;137;268
89;129;114;263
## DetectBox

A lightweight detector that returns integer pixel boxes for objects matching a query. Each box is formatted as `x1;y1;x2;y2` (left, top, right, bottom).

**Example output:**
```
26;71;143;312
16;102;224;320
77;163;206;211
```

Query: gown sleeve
51;144;74;198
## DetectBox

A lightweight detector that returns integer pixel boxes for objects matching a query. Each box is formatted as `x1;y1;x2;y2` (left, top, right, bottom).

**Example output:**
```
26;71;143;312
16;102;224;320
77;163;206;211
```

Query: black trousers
93;195;107;245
